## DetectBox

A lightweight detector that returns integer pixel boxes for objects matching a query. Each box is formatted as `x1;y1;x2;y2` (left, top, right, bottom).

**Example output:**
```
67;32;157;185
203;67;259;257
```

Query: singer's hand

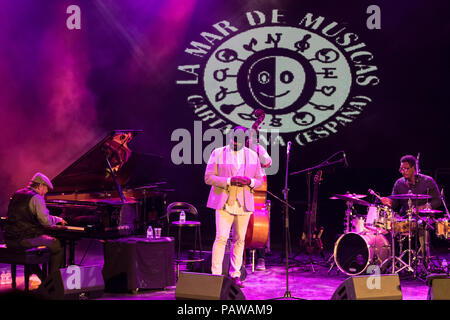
238;176;251;186
230;177;243;186
231;176;251;186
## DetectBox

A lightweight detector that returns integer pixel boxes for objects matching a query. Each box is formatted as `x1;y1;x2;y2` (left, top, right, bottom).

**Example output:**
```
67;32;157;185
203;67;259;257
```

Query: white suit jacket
204;145;264;212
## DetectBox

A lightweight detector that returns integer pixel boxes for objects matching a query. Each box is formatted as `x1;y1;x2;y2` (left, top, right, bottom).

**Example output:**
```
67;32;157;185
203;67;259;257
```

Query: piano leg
61;239;67;268
68;240;76;266
60;239;76;267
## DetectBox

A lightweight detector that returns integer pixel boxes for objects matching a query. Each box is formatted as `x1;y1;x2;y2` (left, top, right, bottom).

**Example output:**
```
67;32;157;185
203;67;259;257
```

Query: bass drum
334;232;390;276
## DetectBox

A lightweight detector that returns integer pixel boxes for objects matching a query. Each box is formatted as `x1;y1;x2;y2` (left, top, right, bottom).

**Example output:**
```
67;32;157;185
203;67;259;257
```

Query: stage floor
1;242;448;300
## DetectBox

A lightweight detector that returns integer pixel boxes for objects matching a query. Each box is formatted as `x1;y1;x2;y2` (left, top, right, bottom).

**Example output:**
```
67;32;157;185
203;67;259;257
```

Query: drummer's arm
389;182;402;209
380;182;401;207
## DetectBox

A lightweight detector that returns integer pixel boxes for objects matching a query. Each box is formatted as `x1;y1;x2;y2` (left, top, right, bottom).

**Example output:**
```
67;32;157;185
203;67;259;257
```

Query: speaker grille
331;274;402;300
175;272;245;300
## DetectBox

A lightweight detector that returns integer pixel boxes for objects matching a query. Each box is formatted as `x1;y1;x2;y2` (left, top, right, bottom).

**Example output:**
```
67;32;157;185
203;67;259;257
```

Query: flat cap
30;172;54;190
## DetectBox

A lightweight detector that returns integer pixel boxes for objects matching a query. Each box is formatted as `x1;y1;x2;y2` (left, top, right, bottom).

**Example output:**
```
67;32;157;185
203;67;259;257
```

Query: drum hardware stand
381;213;414;275
433;188;450;275
343;201;355;234
398;202;418;275
434;188;450;275
440;187;450;220
326;241;341;275
414;213;435;278
395;198;427;277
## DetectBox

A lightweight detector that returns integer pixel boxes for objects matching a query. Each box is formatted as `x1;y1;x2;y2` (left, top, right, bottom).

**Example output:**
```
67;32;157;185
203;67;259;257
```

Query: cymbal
417;208;443;214
388;193;431;200
330;193;370;206
329;193;366;199
134;185;158;190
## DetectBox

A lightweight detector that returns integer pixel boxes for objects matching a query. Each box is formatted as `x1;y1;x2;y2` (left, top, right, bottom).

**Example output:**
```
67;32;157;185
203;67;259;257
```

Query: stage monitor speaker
427;275;450;300
36;265;104;300
175;272;245;300
331;274;402;300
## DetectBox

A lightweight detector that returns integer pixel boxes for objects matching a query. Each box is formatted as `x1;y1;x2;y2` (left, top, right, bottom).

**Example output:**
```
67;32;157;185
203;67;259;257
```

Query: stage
0;0;449;307
0;238;448;300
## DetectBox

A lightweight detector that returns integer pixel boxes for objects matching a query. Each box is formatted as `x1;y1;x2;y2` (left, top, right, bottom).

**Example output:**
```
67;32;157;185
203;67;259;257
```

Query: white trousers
211;209;251;278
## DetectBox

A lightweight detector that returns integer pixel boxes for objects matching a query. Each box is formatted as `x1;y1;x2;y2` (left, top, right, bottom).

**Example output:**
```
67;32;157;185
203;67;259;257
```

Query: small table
103;236;175;292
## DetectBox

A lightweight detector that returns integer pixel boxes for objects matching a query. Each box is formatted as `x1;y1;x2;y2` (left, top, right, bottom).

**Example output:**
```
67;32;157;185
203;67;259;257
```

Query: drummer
380;155;442;264
380;155;441;215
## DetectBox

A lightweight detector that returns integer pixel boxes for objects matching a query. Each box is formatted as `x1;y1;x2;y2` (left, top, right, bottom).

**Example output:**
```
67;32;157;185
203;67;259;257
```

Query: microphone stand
290;152;347;176
439;189;450;274
441;188;450;220
271;142;304;300
266;190;295;210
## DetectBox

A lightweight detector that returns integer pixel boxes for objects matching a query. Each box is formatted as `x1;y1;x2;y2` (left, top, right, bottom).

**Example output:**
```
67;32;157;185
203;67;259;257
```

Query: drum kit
328;191;449;278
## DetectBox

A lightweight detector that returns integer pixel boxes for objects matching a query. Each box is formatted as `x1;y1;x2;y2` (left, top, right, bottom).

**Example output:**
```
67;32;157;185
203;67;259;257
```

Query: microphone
343;151;349;168
287;141;292;155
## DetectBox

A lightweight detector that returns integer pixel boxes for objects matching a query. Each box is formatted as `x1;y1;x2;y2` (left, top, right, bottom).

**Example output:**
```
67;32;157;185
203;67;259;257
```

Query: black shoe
232;277;245;288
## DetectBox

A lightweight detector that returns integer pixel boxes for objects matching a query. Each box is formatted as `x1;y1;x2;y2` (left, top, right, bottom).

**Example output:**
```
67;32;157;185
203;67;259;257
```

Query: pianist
4;172;67;277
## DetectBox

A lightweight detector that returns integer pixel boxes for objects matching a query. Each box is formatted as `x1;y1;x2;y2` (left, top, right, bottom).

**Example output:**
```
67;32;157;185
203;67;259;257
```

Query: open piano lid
49;129;149;194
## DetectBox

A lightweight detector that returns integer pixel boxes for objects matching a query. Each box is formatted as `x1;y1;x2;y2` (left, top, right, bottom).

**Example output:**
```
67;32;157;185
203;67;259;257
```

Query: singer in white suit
204;126;264;287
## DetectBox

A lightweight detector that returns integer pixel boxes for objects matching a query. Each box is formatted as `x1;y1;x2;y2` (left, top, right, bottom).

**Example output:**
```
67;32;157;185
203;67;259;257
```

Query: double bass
245;109;270;249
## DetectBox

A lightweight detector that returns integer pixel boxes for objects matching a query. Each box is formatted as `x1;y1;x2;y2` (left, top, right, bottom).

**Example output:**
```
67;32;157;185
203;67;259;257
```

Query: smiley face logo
248;55;306;111
237;47;317;116
202;26;354;133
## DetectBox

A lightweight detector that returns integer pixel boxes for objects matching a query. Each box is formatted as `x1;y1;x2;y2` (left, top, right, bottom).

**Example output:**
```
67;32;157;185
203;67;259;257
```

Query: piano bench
0;244;50;292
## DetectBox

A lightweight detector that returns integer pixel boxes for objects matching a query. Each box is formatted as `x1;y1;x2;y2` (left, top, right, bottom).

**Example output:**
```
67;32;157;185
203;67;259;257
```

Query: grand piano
45;130;172;265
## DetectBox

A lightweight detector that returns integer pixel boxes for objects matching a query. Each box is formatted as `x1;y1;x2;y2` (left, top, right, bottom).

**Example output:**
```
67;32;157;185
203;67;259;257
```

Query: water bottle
4;271;11;285
0;269;8;285
179;210;186;224
146;225;153;239
442;258;448;271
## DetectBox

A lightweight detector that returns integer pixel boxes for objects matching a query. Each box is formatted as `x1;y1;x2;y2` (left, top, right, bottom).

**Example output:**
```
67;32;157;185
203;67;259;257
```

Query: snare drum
351;216;366;234
436;219;449;239
366;205;379;226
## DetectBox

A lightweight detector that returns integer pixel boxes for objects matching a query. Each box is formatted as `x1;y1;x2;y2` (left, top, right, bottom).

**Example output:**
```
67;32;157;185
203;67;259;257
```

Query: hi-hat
330;193;370;206
388;193;431;200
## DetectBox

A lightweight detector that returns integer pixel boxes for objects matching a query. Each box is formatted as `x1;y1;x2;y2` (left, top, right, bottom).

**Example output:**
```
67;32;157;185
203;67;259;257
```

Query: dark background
0;0;449;252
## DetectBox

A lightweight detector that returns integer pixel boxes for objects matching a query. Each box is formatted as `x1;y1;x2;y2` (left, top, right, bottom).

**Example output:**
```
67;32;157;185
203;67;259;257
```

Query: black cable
78;239;94;266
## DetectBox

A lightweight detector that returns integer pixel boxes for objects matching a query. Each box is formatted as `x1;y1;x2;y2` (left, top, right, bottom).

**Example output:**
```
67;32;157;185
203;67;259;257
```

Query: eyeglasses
399;166;412;173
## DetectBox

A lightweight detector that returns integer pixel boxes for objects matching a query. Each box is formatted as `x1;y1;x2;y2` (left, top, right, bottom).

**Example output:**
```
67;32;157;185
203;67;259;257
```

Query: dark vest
4;188;45;241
